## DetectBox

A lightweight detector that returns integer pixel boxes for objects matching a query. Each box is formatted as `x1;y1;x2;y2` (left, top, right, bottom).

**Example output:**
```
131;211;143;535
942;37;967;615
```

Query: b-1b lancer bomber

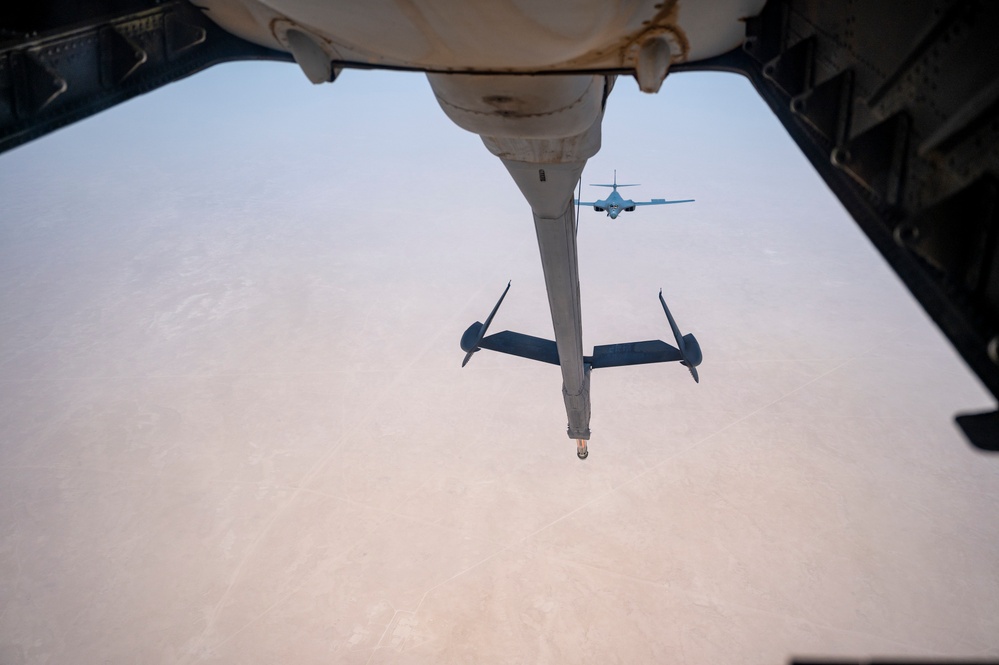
576;171;695;220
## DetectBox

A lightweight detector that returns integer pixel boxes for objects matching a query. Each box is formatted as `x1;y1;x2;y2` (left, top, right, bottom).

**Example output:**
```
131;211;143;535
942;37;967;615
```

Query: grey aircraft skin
576;171;695;219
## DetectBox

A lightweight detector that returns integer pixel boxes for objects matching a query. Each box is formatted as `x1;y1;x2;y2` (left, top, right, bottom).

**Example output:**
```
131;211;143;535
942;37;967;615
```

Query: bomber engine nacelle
593;206;604;212
624;205;636;212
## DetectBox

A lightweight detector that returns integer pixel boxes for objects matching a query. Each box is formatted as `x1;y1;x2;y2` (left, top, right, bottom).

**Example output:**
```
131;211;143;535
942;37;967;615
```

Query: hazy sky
8;62;990;389
1;62;996;663
2;63;948;358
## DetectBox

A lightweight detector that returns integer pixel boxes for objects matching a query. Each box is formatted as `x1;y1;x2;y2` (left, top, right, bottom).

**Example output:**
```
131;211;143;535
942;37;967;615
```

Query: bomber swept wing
632;198;696;206
575;171;694;219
